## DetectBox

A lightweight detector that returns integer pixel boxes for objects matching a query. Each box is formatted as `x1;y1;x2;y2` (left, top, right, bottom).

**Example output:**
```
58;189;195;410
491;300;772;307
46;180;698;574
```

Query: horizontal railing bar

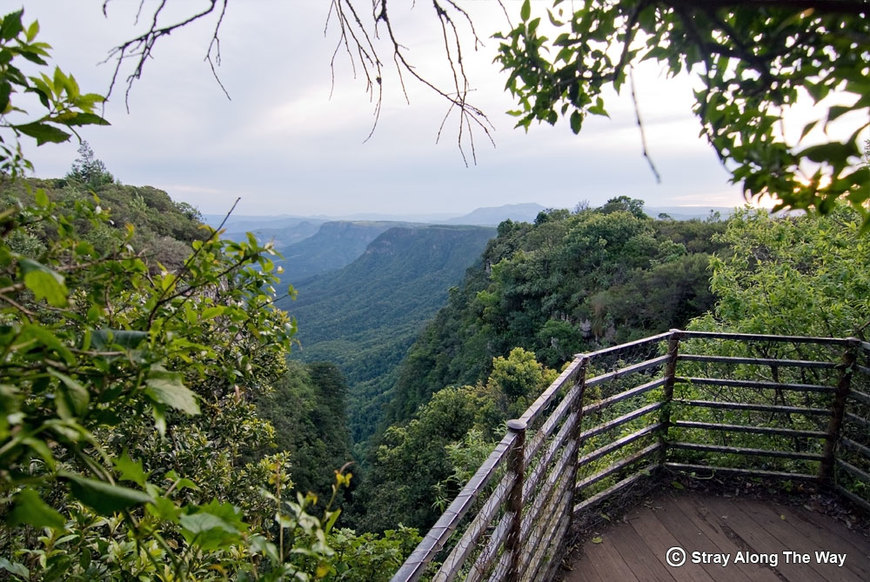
673;399;830;416
523;411;579;500
392;431;519;582
856;364;870;376
573;463;661;515
677;330;853;346
848;390;870;406
665;462;817;481
582;378;667;416
521;487;572;580
677;353;838;369
522;437;577;534
672;420;828;439
527;494;572;582
576;443;662;493
433;473;514;582
518;356;585;429
840;437;870;459
836;458;870;484
525;382;581;462
584;355;670;389
676;376;835;393
845;411;870;430
465;513;511;582
576;331;673;361
578;424;661;467
579;402;665;441
834;485;870;514
669;442;824;461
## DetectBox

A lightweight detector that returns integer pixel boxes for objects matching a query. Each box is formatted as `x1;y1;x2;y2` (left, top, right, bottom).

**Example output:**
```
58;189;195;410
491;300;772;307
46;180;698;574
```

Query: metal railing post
819;338;858;484
505;419;526;582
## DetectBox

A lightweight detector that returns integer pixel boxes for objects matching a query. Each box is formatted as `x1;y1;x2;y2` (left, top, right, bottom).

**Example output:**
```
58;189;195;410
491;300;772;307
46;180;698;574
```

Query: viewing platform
391;330;870;581
561;490;869;582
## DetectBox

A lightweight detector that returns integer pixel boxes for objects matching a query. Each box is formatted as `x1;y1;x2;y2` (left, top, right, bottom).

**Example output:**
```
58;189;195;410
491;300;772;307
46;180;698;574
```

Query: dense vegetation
346;198;727;532
280;225;495;444
0;166;420;580
385;198;726;428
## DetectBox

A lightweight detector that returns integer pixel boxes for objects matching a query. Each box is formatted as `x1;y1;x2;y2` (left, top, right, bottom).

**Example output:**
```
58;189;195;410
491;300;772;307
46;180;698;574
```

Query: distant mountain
276;221;409;283
446;203;547;225
204;214;328;250
277;225;496;443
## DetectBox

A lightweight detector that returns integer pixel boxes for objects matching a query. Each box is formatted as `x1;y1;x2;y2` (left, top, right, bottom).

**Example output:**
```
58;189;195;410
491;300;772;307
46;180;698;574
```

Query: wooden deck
560;492;870;582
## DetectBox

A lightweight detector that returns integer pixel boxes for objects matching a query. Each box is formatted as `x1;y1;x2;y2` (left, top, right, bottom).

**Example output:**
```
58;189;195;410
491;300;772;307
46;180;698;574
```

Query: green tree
0;10;108;176
691;204;870;338
496;1;869;223
66;140;114;189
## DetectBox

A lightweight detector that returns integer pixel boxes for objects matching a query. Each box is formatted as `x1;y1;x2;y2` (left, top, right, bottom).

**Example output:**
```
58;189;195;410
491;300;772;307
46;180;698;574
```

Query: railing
391;330;870;582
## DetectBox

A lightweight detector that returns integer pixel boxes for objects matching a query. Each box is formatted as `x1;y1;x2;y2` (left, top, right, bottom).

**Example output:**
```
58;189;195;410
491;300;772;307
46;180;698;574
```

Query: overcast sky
9;0;749;217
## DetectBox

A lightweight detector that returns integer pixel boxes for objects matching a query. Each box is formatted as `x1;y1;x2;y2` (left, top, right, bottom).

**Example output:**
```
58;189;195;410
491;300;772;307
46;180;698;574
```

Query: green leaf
8;488;65;529
90;329;147;351
113;450;149;487
19;258;67;307
0;557;29;578
63;112;110;127
520;0;531;22
145;367;200;415
570;110;582;134
179;501;246;551
62;473;154;514
48;369;89;417
14;122;71;145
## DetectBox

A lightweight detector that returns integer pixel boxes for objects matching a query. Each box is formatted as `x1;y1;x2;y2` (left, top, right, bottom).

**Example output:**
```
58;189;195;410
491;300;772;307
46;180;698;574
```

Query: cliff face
276;221;403;282
277;224;496;442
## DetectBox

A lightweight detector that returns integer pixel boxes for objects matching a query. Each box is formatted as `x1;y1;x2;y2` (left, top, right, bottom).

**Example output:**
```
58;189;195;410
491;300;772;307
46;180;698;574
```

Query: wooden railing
391;330;870;582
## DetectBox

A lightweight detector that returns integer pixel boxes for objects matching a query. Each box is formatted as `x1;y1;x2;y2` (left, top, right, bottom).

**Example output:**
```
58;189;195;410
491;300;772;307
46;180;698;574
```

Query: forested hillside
274;221;407;282
385;198;727;427
279;225;496;443
346;198;728;532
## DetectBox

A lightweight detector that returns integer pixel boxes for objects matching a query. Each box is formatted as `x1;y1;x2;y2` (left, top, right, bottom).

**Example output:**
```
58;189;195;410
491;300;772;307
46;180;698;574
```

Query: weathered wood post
505;418;527;582
658;330;682;465
819;338;858;485
568;356;588;515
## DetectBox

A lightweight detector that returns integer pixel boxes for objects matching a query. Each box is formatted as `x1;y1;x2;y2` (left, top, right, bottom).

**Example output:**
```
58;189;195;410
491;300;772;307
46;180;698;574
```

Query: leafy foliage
386;199;725;426
352;348;556;532
281;225;495;444
690;204;870;338
0;10;108;176
496;1;870;224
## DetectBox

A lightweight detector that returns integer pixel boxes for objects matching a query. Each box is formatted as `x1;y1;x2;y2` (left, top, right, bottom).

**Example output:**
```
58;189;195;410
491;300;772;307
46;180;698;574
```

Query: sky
8;0;750;217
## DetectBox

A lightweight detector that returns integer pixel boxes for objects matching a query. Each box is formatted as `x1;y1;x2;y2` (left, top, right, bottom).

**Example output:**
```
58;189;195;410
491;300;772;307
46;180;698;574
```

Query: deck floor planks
560;492;869;582
696;495;829;582
750;499;870;581
653;493;769;582
623;500;718;582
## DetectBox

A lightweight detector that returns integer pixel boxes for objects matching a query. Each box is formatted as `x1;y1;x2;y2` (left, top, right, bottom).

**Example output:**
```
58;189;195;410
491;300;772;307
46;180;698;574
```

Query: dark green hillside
1;177;207;270
275;221;407;282
278;225;496;442
385;199;727;426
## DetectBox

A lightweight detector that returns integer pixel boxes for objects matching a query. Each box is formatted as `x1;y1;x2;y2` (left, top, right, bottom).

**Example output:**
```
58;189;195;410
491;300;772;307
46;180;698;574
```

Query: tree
66;140;114;189
96;1;869;221
496;1;869;223
0;10;108;176
690;204;870;339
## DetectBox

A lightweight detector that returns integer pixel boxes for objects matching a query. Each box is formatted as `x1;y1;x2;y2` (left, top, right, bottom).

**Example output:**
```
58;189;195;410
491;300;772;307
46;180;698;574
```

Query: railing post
819;338;858;485
658;330;682;465
568;357;589;512
505;419;526;582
